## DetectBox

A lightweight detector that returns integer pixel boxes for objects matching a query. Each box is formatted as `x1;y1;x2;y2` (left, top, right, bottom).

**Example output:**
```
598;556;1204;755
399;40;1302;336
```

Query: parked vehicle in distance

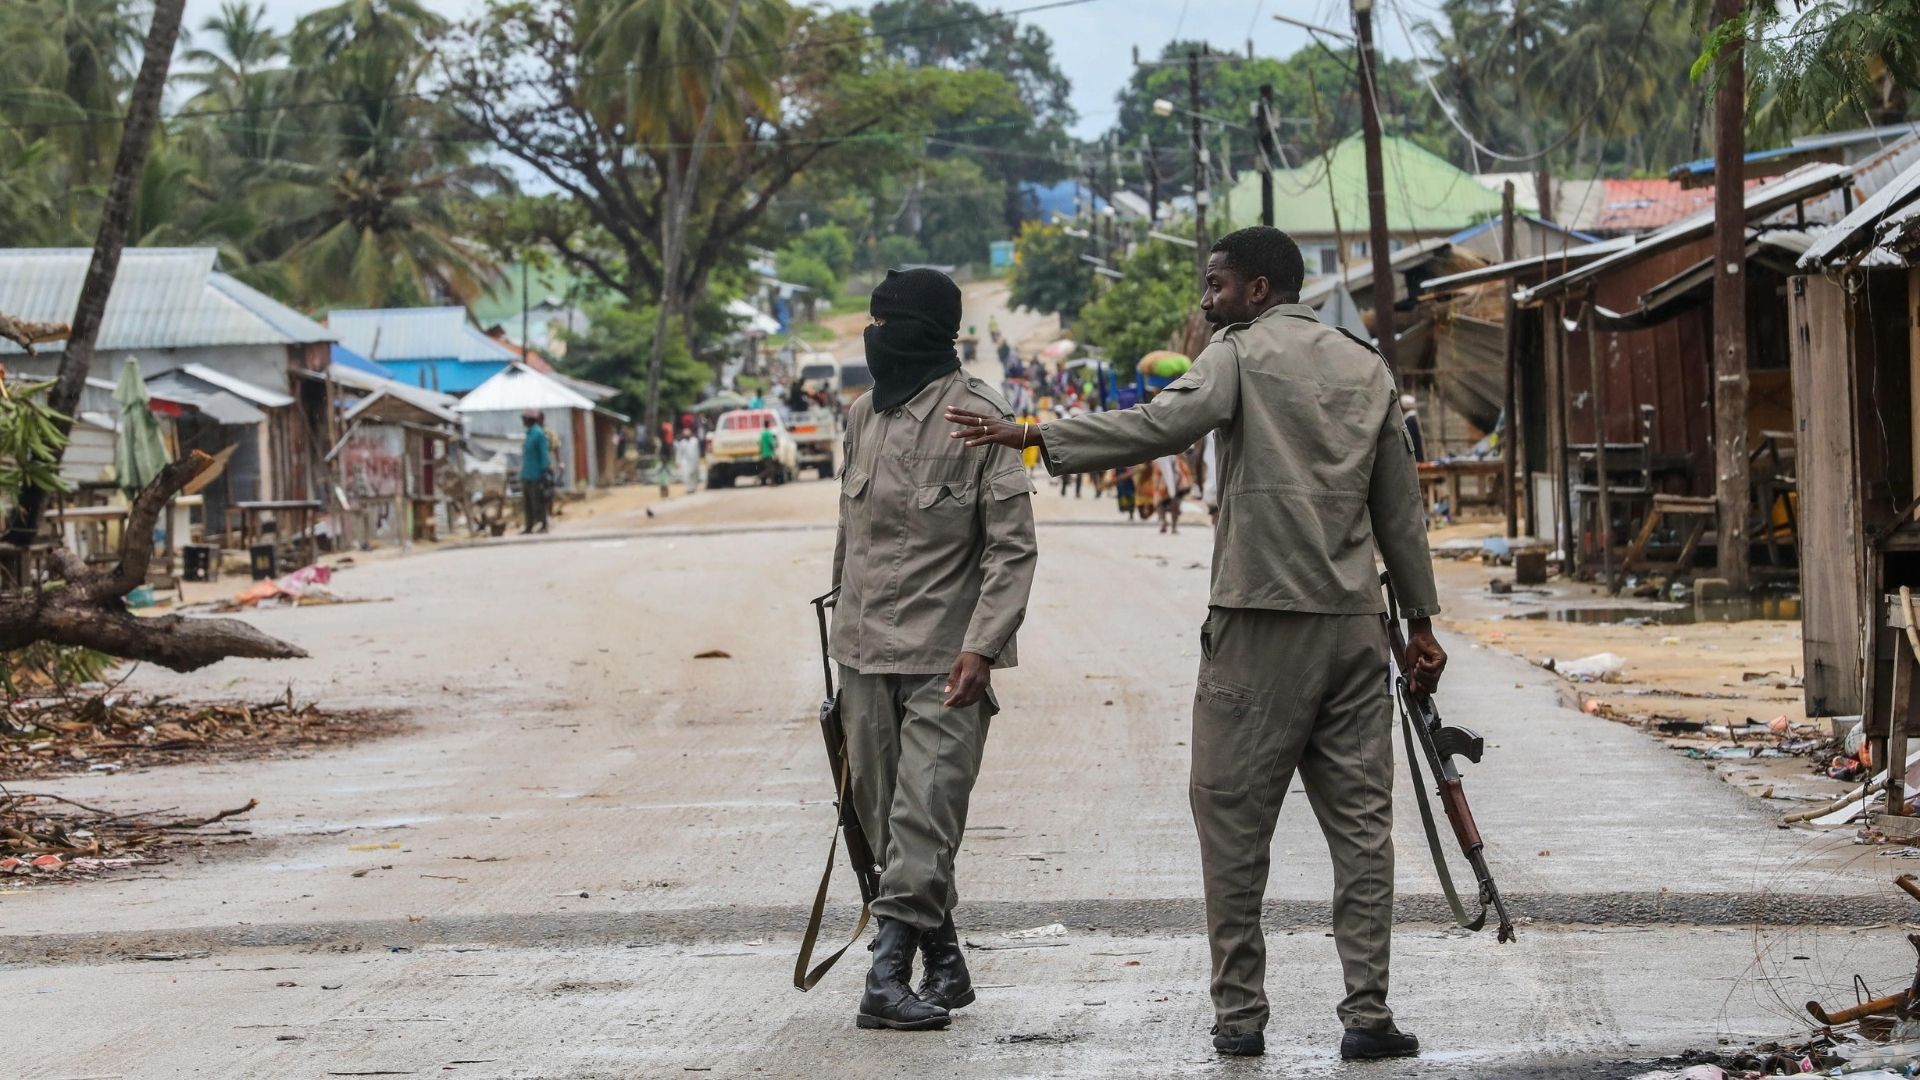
787;407;839;480
797;353;839;396
838;361;872;405
705;408;798;488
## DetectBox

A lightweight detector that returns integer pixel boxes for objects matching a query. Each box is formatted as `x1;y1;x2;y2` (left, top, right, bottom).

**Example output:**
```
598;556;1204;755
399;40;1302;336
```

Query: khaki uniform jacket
831;370;1039;674
1040;303;1441;619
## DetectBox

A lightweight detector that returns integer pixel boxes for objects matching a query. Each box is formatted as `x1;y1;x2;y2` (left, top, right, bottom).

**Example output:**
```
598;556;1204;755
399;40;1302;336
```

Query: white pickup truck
787;407;839;480
705;408;798;488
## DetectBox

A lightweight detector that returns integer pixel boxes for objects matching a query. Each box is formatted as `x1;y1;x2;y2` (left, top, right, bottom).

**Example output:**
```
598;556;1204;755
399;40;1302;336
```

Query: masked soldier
831;268;1038;1032
946;227;1446;1061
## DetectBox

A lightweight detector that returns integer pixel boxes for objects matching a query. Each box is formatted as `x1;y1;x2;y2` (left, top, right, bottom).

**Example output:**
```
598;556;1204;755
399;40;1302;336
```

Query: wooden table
48;504;130;564
1418;460;1507;521
227;500;324;568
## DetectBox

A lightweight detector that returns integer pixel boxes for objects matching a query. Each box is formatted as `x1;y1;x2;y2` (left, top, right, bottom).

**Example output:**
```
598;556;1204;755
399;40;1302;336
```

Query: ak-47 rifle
793;587;882;990
1382;573;1516;943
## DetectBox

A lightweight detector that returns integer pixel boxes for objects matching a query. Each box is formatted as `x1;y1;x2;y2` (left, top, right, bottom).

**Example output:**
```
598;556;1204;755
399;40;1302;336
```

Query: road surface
2;479;1898;1079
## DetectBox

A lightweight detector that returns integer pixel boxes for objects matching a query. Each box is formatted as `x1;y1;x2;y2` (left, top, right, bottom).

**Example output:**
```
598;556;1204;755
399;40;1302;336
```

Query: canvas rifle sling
793;746;870;990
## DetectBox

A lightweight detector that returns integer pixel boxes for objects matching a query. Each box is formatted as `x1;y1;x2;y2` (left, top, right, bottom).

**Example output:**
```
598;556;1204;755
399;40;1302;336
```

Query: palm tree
578;0;792;144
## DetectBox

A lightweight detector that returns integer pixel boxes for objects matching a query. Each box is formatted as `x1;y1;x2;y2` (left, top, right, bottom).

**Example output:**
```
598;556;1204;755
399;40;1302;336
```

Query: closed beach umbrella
113;358;169;496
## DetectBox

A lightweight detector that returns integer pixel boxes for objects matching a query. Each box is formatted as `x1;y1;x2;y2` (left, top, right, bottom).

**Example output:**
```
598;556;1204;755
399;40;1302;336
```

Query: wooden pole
1502;181;1520;538
1712;0;1752;591
1258;83;1275;228
1188;50;1210;280
1546;299;1574;570
1354;0;1398;378
1586;299;1617;593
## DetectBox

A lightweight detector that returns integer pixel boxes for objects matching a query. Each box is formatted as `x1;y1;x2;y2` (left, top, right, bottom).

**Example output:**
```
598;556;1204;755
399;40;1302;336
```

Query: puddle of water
1507;596;1800;626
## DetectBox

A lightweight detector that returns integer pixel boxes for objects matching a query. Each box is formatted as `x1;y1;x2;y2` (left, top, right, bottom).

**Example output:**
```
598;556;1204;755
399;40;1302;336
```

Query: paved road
2;480;1897;1079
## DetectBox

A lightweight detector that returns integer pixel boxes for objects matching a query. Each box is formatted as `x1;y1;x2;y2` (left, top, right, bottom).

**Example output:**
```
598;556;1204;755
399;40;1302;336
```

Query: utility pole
1187;49;1210;280
1141;134;1161;227
1500;180;1520;538
1256;83;1276;227
1711;0;1750;592
1354;0;1398;377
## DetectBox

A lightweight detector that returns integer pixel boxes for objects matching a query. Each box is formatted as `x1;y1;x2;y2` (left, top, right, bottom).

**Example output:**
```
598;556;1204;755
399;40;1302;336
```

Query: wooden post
1257;83;1275;228
1712;0;1752;591
1502;181;1520;538
1354;0;1398;378
1188;50;1210;281
1586;299;1617;592
1545;298;1573;569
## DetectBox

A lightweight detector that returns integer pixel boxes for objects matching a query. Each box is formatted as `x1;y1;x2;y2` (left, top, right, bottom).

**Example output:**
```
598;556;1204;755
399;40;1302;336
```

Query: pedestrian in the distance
676;428;702;493
831;268;1038;1033
946;226;1446;1062
518;408;551;535
757;416;778;485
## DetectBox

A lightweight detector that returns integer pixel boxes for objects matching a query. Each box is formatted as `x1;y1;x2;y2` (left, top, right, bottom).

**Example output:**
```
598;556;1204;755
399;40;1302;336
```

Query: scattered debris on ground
0;787;258;882
3;683;399;778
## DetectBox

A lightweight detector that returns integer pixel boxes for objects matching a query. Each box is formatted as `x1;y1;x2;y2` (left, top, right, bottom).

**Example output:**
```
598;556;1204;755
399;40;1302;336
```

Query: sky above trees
180;0;1448;140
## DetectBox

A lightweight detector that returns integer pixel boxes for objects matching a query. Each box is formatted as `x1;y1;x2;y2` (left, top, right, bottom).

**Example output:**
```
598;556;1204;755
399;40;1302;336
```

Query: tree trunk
3;0;305;673
1711;0;1751;592
13;0;187;542
642;0;746;442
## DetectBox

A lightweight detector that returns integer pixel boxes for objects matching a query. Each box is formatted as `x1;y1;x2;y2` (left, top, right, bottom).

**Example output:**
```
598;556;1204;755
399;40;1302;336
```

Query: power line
0;0;1103;135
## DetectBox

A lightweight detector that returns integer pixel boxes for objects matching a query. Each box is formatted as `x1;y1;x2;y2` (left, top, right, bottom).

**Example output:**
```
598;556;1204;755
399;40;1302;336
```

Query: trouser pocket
1190;677;1262;794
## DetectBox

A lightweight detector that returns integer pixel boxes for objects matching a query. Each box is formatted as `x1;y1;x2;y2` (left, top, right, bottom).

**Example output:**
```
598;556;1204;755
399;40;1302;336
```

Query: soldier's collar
901;368;959;421
1207;302;1320;343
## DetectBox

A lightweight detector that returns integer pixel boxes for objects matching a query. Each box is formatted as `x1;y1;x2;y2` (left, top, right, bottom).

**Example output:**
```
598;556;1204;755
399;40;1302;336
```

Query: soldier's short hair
1210;227;1305;301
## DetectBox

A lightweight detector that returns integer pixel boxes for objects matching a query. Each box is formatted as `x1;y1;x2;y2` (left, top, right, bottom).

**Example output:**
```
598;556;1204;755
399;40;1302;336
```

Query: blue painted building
326;307;519;395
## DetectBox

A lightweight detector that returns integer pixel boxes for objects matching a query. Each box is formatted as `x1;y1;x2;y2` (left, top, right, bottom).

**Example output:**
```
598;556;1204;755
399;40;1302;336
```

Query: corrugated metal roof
145;370;269;425
178;362;293;408
455;363;596;413
1519;163;1854;303
327;307;520;363
0;248;334;354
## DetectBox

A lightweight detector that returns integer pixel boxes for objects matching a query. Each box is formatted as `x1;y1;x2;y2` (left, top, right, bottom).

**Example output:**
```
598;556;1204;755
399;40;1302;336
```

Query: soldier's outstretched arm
946;342;1240;473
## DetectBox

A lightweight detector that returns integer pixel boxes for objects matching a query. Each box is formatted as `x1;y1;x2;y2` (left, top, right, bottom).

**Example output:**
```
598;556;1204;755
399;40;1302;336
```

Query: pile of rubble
0;787;257;882
2;687;392;777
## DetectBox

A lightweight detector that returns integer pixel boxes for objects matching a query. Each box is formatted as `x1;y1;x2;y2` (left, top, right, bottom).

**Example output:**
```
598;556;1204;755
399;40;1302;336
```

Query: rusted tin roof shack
1511;165;1852;578
1786;164;1920;743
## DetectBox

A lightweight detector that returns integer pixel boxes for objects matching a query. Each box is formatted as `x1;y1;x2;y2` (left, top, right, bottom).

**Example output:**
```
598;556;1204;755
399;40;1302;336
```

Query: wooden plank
1789;274;1866;716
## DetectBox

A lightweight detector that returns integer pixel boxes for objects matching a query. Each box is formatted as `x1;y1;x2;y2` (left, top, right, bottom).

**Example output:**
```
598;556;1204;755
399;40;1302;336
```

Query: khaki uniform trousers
1191;607;1396;1035
840;667;994;930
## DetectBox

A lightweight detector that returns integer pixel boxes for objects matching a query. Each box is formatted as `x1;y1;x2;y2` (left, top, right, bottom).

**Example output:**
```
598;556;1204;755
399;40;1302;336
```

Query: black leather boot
1211;1025;1264;1056
856;917;951;1031
1340;1024;1419;1060
916;912;975;1010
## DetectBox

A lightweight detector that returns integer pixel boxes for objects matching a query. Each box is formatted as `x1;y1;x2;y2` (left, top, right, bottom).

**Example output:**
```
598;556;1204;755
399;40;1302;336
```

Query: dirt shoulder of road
1427;521;1848;807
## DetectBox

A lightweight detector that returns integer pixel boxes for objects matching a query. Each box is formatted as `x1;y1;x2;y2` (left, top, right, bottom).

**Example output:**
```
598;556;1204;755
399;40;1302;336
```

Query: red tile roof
1589;178;1761;234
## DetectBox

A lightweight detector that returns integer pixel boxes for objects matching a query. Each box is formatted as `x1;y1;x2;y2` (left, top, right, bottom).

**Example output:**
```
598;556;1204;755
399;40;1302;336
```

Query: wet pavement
0;480;1896;1078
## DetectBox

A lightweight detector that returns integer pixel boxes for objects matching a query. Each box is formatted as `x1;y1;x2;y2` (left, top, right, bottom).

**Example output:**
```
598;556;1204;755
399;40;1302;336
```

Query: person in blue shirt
520;409;552;534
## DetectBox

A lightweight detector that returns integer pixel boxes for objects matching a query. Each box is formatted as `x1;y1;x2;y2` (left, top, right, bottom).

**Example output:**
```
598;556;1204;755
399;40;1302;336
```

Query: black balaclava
865;267;962;412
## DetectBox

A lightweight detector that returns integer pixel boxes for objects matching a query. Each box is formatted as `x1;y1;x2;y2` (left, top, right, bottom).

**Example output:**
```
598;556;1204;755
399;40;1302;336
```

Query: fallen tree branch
160;798;257;830
89;450;217;601
0;311;69;355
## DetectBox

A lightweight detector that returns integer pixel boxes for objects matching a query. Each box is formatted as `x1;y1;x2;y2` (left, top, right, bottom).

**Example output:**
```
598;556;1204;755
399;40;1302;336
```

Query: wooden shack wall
1557;238;1797;500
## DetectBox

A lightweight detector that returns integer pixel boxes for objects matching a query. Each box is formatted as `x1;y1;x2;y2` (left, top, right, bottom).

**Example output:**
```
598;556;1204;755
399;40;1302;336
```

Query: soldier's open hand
946;407;1032;451
945;651;991;708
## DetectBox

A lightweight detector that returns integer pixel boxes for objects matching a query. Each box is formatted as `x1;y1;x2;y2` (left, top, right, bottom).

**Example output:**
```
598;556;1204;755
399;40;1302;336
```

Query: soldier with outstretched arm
946;227;1446;1060
831;268;1038;1032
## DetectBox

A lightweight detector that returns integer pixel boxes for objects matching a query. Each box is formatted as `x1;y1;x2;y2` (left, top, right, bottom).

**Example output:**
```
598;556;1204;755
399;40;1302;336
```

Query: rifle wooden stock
1438;778;1482;852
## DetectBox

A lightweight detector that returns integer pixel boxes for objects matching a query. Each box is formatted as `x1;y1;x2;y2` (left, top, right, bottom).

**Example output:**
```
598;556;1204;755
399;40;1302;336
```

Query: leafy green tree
775;249;839;299
1007;221;1093;317
784;224;855;282
1075;239;1195;367
559;301;711;421
873;233;926;269
915;157;1005;267
1715;0;1920;138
